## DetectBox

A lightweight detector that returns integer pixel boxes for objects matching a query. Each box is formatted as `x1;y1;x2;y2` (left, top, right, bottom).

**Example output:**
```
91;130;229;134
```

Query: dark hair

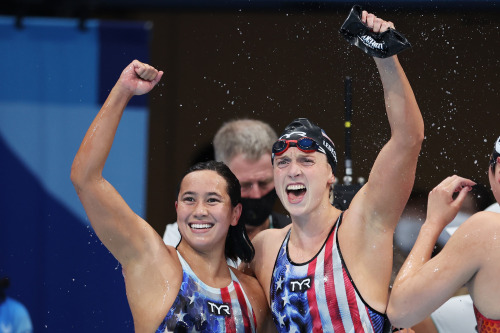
490;153;499;174
177;161;255;263
490;136;500;173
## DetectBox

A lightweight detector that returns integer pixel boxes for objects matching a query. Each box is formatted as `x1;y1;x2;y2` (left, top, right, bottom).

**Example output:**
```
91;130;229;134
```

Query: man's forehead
228;153;273;181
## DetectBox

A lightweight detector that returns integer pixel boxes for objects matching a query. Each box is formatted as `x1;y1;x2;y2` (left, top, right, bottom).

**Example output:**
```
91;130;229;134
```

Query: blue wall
0;16;151;332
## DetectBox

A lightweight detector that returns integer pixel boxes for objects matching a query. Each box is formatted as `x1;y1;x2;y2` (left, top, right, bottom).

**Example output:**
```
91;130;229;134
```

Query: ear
231;203;242;227
326;161;335;183
327;170;336;185
175;201;178;210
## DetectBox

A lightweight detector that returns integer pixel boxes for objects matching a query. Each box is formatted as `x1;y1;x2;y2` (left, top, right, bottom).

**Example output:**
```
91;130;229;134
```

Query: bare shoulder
230;268;274;331
164;243;180;261
455;211;500;237
231;268;266;299
130;241;181;280
252;226;290;269
252;225;290;249
459;212;500;317
446;211;500;260
242;226;290;305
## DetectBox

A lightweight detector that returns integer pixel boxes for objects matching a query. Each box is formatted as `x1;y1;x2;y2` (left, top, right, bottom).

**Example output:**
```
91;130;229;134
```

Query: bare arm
245;227;289;304
352;12;424;230
70;60;164;266
388;175;477;327
336;11;424;312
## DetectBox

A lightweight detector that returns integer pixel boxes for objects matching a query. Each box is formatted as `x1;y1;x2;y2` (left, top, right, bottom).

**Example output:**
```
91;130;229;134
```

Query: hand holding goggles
272;137;319;156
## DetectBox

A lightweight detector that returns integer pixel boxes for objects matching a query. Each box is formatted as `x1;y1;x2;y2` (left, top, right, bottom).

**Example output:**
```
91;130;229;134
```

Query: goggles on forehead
272;137;319;156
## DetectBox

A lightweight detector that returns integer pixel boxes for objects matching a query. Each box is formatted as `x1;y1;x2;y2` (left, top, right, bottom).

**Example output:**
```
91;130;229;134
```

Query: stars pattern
275;276;284;291
277;312;286;327
156;269;255;332
281;290;291;307
269;221;389;333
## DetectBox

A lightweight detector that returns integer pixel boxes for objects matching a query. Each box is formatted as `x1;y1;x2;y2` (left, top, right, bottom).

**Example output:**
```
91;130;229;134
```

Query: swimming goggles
272;137;319;156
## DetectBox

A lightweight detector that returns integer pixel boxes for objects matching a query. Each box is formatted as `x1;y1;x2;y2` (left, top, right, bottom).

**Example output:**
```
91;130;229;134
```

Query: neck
288;204;340;258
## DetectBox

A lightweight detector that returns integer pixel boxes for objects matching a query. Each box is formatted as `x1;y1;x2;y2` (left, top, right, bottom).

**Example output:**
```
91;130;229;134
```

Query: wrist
420;220;445;237
110;84;135;102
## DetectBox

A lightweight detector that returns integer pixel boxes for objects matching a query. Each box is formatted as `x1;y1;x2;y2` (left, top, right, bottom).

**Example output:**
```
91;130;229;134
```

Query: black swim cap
490;136;500;171
339;5;411;58
273;118;337;173
494;137;500;155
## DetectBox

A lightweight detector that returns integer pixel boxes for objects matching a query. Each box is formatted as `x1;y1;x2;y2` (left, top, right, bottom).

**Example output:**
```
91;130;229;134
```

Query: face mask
239;188;278;227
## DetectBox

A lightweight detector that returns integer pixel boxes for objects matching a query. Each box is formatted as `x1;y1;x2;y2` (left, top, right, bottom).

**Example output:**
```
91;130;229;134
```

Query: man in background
163;119;291;246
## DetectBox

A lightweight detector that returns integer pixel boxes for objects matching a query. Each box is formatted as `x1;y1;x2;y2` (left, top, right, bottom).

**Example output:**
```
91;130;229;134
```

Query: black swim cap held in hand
339;5;411;58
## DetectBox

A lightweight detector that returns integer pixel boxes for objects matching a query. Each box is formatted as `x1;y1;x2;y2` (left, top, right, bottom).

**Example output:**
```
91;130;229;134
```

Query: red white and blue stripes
270;213;390;332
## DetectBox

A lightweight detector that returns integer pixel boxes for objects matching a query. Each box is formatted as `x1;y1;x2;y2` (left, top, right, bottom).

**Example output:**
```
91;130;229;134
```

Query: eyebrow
240;177;273;185
297;154;316;159
181;191;222;197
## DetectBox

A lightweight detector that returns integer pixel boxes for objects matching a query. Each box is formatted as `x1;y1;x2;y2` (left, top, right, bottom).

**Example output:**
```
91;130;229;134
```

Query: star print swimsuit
156;251;257;333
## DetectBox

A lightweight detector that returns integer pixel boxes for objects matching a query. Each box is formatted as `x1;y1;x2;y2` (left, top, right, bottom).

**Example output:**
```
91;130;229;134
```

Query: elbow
387;295;419;328
415;125;425;146
397;126;424;152
387;302;408;328
70;159;104;195
70;162;83;192
408;120;425;147
410;130;424;153
415;125;425;144
70;158;91;192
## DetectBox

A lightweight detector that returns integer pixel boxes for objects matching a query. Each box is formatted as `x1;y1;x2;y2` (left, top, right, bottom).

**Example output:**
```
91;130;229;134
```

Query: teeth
287;184;306;191
190;223;213;230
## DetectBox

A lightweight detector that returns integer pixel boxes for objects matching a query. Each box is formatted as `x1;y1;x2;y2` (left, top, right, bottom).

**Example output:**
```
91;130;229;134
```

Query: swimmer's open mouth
286;184;307;199
189;223;214;230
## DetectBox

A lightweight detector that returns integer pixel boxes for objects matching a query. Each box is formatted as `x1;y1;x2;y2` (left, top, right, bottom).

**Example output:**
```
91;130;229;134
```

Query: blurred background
1;0;499;331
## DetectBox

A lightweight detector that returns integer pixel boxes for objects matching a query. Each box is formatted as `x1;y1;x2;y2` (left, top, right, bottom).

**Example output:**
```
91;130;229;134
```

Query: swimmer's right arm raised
70;60;164;266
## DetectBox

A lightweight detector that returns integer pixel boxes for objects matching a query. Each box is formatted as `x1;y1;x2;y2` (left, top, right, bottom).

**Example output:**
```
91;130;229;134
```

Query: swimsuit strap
176;250;234;293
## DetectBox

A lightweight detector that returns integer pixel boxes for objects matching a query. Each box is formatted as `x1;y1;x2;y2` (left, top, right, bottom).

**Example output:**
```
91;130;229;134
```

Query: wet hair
177;161;255;263
490;136;500;174
213;119;278;164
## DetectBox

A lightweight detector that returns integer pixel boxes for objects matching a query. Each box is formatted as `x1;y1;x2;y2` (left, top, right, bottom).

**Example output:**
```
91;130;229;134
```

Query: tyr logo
207;301;231;316
290;277;312;292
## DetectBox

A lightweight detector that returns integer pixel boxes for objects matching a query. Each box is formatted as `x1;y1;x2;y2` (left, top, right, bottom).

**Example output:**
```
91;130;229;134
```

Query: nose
287;160;302;178
245;184;263;199
193;201;208;218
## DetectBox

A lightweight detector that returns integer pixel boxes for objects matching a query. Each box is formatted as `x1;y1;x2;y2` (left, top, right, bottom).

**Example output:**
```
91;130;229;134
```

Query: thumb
453;186;472;208
151;71;164;87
